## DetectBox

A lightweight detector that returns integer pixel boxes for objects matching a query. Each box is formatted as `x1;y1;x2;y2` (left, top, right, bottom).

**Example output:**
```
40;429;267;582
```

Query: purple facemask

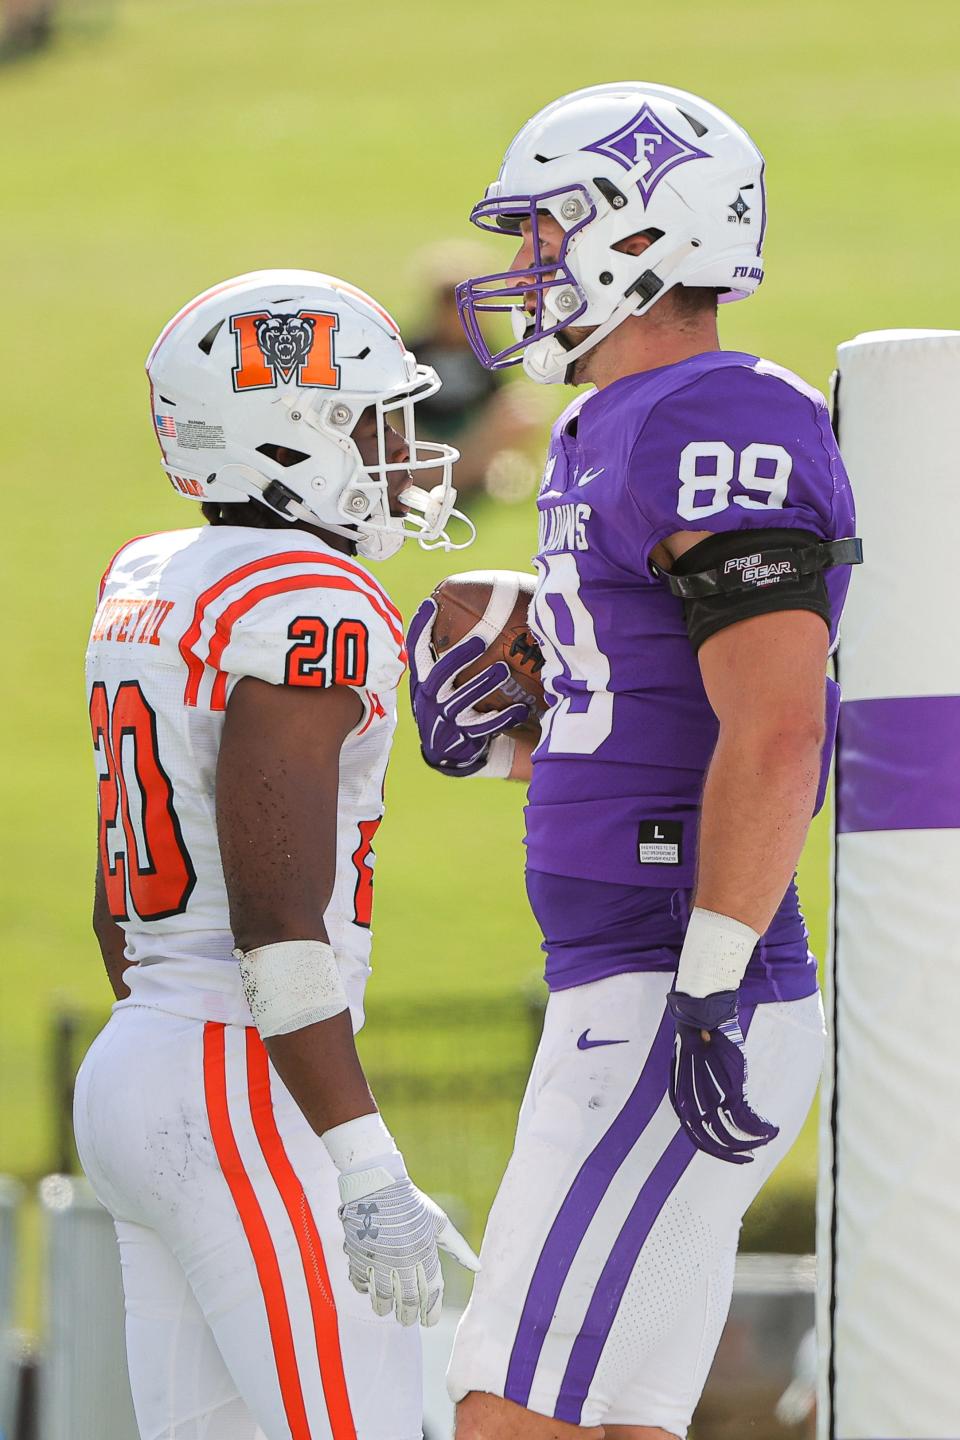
455;185;597;371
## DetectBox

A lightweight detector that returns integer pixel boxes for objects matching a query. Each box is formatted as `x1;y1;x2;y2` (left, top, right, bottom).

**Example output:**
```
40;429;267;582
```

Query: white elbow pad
235;940;348;1038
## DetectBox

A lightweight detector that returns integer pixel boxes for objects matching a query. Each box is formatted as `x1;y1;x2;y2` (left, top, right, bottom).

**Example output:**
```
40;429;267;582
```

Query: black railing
50;992;546;1243
49;990;815;1254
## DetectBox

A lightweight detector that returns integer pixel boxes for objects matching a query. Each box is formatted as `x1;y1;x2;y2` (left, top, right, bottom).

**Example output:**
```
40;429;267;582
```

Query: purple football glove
406;599;530;777
666;990;779;1165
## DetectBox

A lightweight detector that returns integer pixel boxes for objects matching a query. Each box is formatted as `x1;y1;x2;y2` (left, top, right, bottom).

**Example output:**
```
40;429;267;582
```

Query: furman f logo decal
585;102;709;206
230;309;340;391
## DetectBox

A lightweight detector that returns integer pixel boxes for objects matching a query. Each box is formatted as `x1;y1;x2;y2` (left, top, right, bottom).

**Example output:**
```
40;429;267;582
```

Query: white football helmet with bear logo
147;270;472;560
457;82;766;384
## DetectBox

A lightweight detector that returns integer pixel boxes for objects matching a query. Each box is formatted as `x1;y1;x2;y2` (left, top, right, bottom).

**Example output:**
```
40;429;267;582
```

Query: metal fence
0;1177;23;1440
17;1182;816;1440
33;997;818;1440
50;992;546;1244
49;988;816;1256
37;1176;138;1440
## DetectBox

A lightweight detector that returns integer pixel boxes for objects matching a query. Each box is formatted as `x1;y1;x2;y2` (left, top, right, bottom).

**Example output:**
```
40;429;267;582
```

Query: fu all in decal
230;310;340;392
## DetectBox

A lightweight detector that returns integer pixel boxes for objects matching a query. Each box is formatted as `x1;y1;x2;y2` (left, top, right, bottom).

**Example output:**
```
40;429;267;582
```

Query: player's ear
611;229;659;257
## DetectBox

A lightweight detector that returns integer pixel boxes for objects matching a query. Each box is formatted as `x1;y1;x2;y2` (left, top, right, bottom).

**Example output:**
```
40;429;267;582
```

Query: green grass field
1;0;957;1320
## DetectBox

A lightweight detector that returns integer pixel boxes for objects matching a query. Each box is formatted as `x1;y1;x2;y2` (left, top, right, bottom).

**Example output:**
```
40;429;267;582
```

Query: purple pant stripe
553;1003;758;1423
838;695;960;833
554;1132;696;1422
503;1008;675;1408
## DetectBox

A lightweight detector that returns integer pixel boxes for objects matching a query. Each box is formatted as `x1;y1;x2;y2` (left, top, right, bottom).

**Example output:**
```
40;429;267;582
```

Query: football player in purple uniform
406;83;861;1440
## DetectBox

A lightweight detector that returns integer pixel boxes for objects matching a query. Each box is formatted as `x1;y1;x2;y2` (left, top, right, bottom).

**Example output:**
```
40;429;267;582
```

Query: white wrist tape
322;1111;398;1172
675;907;761;998
321;1112;406;1202
236;940;348;1038
469;732;516;780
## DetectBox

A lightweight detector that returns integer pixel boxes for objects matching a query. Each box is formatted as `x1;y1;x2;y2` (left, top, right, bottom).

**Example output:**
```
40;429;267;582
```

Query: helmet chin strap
356;529;405;561
522;234;702;385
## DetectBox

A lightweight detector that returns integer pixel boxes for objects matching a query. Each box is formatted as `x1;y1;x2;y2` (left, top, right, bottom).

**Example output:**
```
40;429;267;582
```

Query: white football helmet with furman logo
457;82;766;384
147;270;472;560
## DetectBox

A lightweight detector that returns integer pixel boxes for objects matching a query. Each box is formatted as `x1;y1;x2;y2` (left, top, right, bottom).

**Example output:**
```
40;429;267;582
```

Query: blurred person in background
408;243;543;502
0;0;56;61
73;270;478;1440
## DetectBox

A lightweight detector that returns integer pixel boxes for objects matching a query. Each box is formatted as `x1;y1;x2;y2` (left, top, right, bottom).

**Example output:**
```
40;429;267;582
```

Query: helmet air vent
197;320;224;355
256;443;309;467
677;109;708;138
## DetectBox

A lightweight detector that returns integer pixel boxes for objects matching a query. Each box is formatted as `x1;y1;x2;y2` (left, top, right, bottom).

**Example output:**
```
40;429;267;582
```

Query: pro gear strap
654;528;863;651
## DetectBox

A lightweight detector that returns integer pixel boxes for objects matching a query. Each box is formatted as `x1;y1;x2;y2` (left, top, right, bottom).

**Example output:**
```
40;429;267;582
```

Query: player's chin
558;324;591;348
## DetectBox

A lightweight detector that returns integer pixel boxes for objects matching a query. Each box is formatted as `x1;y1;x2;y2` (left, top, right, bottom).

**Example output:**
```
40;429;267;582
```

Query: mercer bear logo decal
256;314;315;380
230;308;340;391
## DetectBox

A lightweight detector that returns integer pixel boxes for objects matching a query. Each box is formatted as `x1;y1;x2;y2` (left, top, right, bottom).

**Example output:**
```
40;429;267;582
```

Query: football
430;570;546;724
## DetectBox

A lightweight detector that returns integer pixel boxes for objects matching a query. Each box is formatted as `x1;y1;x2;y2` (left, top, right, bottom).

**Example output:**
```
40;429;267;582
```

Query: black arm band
655;528;863;652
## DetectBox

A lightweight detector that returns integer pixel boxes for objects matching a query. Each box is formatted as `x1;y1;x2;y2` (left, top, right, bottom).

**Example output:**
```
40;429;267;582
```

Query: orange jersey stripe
355;692;385;738
202;1023;314;1440
179;550;404;707
246;1033;357;1440
206;572;407;711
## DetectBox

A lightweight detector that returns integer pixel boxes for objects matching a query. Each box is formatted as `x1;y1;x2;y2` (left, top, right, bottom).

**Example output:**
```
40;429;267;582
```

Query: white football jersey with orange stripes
86;524;407;1029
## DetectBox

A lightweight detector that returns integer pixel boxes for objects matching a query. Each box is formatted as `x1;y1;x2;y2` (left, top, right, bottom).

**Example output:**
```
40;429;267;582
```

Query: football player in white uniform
74;270;479;1440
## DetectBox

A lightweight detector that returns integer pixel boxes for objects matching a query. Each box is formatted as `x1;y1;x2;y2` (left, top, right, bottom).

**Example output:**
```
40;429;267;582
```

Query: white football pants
448;971;825;1437
73;1005;421;1440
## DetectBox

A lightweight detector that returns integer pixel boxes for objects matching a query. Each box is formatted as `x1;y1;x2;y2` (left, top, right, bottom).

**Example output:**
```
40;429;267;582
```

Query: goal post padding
818;329;960;1440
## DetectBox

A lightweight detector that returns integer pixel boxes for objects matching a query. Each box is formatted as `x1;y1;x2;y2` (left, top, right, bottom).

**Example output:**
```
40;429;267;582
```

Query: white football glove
338;1156;479;1325
323;1113;480;1327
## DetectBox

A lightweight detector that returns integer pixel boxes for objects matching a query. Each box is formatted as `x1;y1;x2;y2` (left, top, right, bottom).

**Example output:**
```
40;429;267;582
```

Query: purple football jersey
524;350;856;997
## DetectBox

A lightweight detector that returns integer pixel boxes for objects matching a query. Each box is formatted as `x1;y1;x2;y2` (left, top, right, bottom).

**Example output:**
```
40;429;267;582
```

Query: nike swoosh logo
576;466;605;487
577;1029;629;1051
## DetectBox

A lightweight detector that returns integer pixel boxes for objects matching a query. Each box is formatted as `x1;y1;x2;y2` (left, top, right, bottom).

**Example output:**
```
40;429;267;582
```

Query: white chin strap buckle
522;336;571;386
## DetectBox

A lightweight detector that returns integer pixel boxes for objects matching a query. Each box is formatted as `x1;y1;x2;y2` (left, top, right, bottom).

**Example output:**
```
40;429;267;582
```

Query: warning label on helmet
176;421;225;451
